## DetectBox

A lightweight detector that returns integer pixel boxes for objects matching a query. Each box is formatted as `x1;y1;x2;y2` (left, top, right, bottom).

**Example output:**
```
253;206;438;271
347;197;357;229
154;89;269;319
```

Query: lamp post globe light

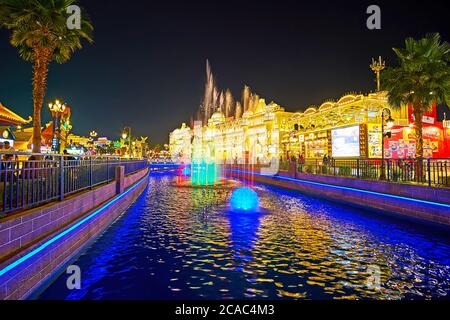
122;126;132;158
132;141;137;158
89;131;98;153
48;99;67;154
380;108;395;180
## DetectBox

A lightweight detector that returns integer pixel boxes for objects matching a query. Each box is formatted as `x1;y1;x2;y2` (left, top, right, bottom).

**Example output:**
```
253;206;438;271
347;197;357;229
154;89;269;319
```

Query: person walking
299;154;305;173
322;154;330;174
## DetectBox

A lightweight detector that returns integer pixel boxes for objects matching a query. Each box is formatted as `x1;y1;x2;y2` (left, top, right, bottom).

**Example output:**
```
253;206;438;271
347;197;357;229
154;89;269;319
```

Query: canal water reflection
37;173;450;300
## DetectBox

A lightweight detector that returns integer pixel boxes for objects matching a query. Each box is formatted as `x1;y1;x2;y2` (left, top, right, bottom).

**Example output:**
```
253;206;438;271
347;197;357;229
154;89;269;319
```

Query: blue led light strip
0;174;148;278
149;164;185;167
228;169;450;209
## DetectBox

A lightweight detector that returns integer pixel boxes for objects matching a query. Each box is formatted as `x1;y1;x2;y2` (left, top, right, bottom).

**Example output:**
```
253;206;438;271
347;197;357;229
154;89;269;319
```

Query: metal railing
283;158;450;188
0;153;148;215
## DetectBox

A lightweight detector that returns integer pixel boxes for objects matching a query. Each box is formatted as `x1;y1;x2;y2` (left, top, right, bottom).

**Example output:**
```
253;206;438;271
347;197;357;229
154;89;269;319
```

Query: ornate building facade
169;123;193;163
170;99;292;165
282;92;399;159
170;91;450;162
169;61;450;162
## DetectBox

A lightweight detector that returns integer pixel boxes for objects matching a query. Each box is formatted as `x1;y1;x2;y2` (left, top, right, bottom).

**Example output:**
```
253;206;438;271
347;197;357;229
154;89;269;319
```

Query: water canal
36;173;450;300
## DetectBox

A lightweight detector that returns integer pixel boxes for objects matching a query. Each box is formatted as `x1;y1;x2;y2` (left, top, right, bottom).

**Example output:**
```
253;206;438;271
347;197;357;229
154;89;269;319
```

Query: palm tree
382;33;450;158
0;0;93;154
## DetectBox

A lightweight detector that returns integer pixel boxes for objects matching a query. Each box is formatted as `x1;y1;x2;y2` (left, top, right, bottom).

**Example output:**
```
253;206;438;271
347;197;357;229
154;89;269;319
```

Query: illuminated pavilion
169;61;449;163
169;91;401;163
0;102;31;149
0;103;29;126
170;99;292;165
170;90;450;162
284;91;450;159
283;91;403;159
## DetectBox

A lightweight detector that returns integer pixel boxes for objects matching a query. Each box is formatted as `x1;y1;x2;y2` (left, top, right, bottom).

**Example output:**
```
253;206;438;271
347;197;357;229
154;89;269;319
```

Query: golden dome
209;108;225;124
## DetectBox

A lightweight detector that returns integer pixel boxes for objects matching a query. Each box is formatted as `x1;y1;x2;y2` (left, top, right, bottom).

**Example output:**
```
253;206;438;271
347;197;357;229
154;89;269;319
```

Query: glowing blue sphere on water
230;187;259;212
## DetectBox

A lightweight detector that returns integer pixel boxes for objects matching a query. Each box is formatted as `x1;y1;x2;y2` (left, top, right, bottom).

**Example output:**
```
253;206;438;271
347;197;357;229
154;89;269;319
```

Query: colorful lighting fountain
182;166;191;176
191;160;220;186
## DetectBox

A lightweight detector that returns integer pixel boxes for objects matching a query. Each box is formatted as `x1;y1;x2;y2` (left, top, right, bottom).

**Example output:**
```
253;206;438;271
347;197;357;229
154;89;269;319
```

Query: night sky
1;0;449;144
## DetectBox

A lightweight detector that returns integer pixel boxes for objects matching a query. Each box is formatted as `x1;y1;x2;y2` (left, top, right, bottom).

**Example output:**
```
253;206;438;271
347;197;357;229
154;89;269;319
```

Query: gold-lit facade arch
282;92;407;159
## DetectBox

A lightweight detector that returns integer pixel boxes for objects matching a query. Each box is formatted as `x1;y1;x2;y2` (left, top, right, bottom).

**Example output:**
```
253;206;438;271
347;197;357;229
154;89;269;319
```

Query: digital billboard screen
332;126;360;158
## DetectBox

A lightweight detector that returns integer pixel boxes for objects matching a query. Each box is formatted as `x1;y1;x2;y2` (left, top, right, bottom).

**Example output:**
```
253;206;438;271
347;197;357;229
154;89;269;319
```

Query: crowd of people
284;153;333;173
0;148;79;174
282;152;424;180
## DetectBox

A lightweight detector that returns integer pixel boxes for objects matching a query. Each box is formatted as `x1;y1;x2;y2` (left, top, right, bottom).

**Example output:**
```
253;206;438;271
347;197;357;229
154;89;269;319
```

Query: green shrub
338;166;352;176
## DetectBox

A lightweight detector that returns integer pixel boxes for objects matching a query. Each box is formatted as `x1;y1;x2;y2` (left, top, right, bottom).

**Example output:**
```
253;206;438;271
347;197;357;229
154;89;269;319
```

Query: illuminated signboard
367;124;382;158
332;125;360;158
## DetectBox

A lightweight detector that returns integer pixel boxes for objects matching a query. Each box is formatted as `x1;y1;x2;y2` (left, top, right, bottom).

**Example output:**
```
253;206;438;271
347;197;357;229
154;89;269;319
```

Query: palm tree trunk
413;106;424;182
413;107;424;158
32;48;52;154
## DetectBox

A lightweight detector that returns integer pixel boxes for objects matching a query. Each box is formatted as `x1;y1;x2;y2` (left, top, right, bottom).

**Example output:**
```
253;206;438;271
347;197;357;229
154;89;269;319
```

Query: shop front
384;104;450;159
304;131;331;159
384;125;449;159
290;122;386;160
284;92;393;160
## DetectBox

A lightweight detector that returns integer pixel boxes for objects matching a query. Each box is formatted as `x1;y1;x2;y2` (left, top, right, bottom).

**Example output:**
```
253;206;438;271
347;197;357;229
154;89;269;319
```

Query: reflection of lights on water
230;187;259;212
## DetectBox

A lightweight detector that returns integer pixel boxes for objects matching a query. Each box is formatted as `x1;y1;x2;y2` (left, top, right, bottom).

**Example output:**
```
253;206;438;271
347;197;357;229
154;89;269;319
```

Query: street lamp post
89;131;98;154
122;132;128;156
90;130;98;139
122;126;132;158
48;99;67;154
132;141;137;158
380;108;395;180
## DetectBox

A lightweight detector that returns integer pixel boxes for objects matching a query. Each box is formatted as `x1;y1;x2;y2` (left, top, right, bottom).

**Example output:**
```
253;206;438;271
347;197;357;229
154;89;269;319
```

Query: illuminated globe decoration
230;187;259;212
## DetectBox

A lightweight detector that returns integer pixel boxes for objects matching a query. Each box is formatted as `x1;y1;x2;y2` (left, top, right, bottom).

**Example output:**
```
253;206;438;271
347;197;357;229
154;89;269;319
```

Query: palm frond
382;33;450;112
0;0;93;63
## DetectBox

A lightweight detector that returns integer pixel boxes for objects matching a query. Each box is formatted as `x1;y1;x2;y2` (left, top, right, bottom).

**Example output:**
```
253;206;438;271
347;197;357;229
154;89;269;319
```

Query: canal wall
0;167;149;300
225;166;450;227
